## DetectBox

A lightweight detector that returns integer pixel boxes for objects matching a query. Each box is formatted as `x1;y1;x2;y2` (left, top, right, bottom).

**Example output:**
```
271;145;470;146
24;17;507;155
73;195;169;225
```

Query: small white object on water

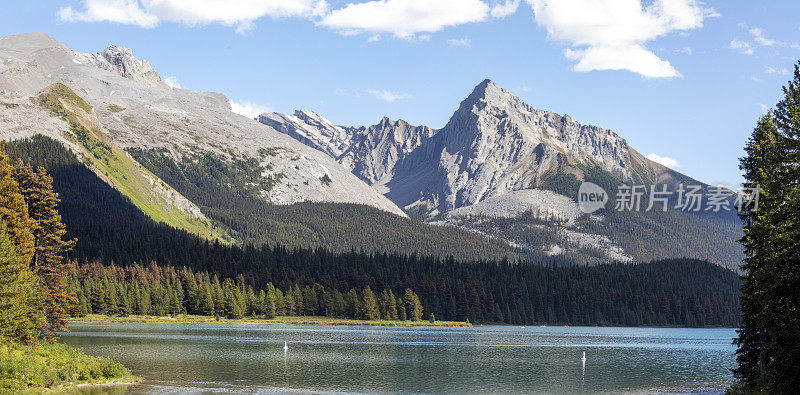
283;341;288;351
581;351;586;362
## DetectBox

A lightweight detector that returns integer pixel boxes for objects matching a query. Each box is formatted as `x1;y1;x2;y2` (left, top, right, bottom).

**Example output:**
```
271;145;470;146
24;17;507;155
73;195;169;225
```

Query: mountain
0;32;528;261
0;32;404;219
259;80;743;269
259;111;438;189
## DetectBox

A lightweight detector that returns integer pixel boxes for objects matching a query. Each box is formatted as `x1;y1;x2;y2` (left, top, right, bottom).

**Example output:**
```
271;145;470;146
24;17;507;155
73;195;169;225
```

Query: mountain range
0;32;742;269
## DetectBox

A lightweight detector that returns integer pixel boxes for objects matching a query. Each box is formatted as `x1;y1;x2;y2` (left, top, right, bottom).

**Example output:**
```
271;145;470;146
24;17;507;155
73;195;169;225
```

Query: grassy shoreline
69;314;471;327
0;340;141;393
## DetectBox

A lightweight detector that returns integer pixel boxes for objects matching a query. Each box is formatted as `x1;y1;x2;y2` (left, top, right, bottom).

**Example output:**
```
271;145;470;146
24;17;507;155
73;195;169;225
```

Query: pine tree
0;145;48;344
0;144;35;265
13;160;76;340
396;295;406;321
265;286;277;318
404;288;423;322
734;63;800;392
0;222;43;345
361;286;379;320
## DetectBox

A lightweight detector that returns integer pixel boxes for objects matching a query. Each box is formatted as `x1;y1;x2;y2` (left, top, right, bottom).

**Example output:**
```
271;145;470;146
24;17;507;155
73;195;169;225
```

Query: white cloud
58;0;327;33
366;89;412;102
759;103;769;114
59;0;158;27
526;0;717;78
749;27;777;46
675;46;692;55
229;99;273;119
163;76;181;89
729;39;754;55
490;0;520;18
735;23;800;52
646;153;679;168
320;0;489;39
764;65;789;75
447;38;472;47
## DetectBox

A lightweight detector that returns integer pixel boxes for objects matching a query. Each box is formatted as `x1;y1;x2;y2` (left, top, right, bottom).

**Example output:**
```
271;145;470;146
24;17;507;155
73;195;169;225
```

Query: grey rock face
258;111;437;189
427;79;638;211
0;32;406;217
95;45;165;87
261;79;656;213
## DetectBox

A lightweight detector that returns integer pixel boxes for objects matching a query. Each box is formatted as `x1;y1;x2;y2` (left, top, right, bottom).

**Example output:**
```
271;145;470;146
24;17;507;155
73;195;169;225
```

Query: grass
37;83;232;243
70;314;472;327
107;104;125;113
0;339;141;393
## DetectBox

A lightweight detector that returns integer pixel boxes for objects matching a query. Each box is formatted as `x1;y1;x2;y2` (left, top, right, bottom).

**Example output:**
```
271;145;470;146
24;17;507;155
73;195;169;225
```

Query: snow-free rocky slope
0;32;405;223
260;80;678;214
260;80;743;268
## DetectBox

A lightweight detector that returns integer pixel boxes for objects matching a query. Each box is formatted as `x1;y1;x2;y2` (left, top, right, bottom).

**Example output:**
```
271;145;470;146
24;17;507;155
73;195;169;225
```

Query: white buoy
283;341;288;352
581;351;586;362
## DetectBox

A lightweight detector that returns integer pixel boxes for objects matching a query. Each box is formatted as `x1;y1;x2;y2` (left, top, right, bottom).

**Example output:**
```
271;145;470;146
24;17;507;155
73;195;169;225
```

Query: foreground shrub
0;339;132;391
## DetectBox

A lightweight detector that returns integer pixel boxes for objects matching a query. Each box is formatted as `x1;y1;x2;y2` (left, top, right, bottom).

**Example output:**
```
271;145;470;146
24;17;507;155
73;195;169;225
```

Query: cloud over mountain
527;0;717;78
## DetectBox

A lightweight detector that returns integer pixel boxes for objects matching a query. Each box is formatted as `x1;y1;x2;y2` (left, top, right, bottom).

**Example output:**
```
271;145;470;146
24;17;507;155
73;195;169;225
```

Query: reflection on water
61;324;736;394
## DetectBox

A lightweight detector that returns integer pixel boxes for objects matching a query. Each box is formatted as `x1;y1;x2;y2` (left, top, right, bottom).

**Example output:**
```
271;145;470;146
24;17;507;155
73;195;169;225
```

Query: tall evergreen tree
360;286;379;320
12;161;76;340
734;63;800;392
0;146;43;344
404;288;423;322
0;223;43;345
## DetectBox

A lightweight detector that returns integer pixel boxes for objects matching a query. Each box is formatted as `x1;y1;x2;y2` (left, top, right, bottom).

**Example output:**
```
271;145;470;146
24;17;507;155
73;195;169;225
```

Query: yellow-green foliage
71;314;471;327
39;83;92;115
0;339;137;392
107;104;125;113
36;83;231;243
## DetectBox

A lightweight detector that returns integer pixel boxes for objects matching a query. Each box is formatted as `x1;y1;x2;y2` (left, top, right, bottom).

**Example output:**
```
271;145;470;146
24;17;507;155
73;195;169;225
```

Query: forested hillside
8;136;522;262
5;135;741;327
129;147;525;259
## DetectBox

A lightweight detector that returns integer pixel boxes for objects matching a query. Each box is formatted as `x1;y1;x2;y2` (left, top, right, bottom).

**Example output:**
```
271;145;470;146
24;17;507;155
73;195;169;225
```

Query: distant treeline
70;263;424;322
7;135;742;327
69;255;741;327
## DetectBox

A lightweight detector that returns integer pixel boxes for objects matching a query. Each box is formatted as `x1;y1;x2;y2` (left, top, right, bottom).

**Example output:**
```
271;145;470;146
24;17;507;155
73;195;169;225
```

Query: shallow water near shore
60;323;736;394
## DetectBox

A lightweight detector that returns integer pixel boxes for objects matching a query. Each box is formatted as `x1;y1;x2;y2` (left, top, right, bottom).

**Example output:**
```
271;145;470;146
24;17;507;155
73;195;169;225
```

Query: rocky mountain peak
460;79;513;109
293;109;341;131
99;45;164;87
0;32;64;50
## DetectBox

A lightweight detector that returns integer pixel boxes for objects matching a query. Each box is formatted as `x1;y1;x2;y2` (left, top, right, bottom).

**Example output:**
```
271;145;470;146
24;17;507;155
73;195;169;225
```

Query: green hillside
35;83;230;242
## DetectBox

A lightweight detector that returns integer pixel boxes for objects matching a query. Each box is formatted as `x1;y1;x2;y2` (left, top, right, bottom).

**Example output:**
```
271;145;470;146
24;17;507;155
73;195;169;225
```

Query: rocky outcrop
258;111;437;187
262;79;660;213
95;45;165;87
0;32;406;217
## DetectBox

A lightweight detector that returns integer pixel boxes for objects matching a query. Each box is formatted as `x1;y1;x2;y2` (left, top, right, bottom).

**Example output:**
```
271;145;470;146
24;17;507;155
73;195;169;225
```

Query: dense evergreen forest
127;146;526;261
67;256;741;327
6;135;742;327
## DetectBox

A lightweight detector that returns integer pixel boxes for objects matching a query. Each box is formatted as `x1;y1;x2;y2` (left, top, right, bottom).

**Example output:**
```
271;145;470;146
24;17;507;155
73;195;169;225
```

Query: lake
60;324;737;394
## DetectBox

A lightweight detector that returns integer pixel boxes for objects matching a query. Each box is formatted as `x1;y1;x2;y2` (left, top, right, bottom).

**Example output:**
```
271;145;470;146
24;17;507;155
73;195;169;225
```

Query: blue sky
2;1;799;186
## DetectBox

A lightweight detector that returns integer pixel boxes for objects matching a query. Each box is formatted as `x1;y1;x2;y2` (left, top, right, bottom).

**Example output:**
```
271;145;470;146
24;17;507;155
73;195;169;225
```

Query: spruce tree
361;286;380;320
13;161;76;340
404;289;423;322
734;63;800;392
0;223;43;345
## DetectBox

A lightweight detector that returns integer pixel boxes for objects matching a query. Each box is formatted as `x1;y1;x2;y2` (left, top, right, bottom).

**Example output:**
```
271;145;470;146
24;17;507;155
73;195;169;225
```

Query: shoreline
67;315;736;329
40;376;143;392
68;314;472;327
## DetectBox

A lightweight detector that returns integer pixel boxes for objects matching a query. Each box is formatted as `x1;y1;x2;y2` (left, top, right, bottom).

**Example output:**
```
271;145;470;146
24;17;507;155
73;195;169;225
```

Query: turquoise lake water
61;323;737;394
